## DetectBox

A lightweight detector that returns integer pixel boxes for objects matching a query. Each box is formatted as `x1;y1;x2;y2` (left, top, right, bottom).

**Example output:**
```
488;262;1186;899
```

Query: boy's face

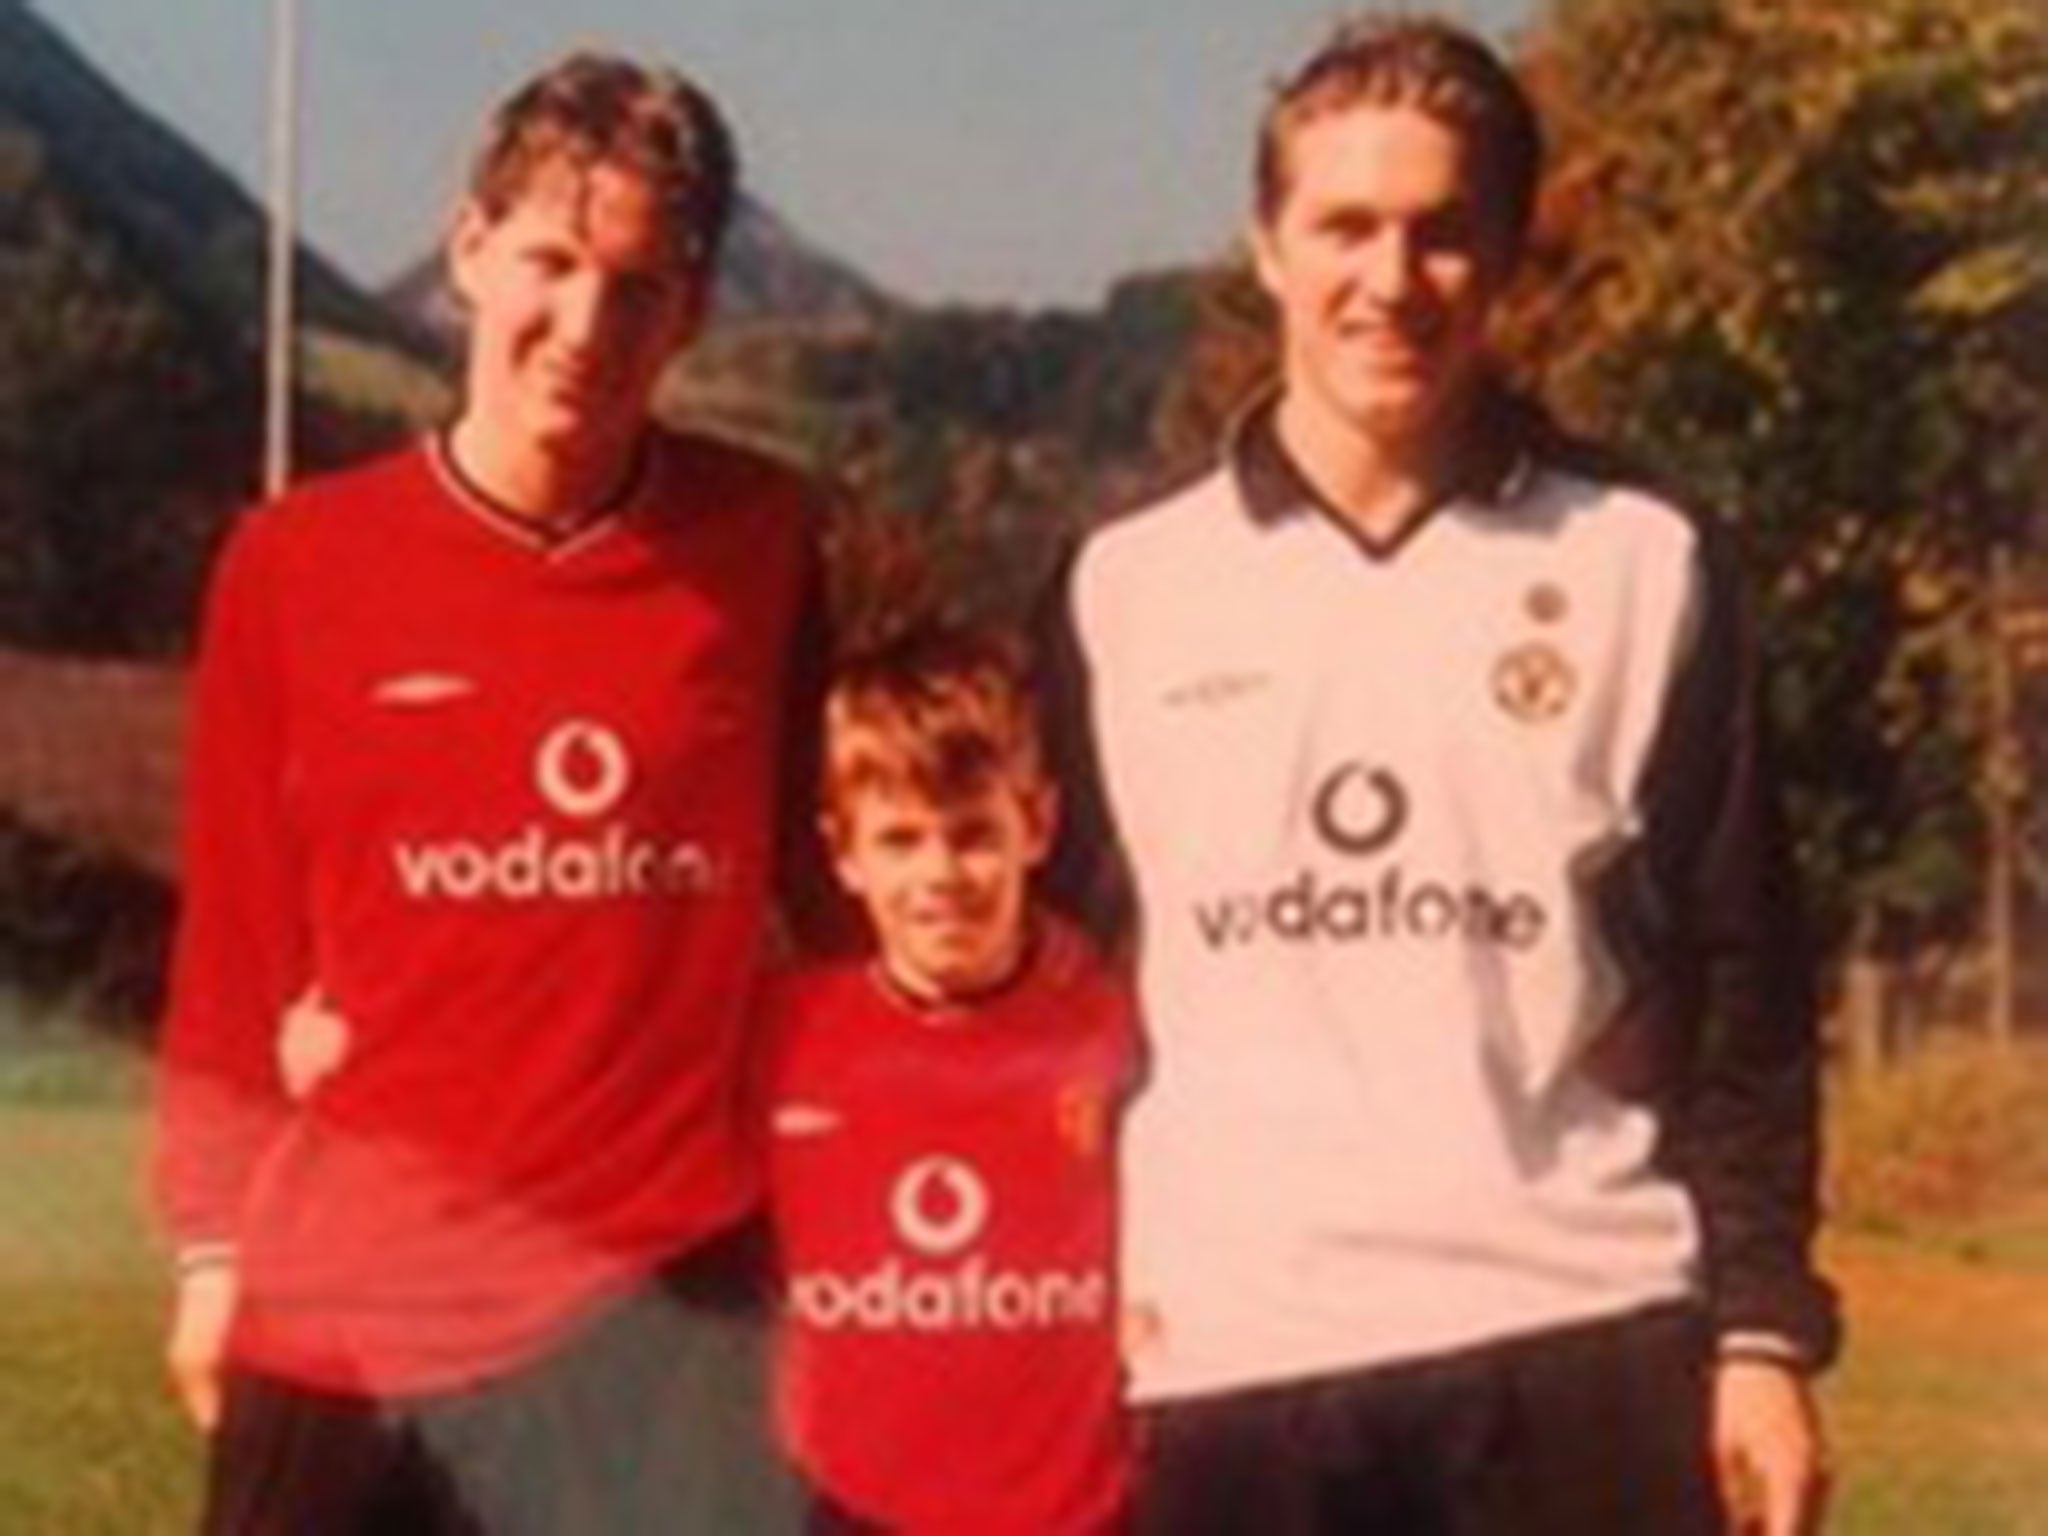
449;154;706;469
1253;101;1506;453
831;776;1055;1003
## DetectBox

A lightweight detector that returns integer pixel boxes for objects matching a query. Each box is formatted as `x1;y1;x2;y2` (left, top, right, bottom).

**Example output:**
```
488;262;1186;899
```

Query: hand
1712;1356;1830;1535
167;1263;239;1432
278;985;350;1100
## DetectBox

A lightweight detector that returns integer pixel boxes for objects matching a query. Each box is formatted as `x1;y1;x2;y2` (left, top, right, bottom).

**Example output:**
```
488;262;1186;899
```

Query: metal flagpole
263;0;300;498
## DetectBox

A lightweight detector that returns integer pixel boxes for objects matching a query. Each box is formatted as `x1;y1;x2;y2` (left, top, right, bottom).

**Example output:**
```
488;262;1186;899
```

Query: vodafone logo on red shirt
787;1152;1108;1335
392;718;720;903
890;1156;989;1256
533;720;632;820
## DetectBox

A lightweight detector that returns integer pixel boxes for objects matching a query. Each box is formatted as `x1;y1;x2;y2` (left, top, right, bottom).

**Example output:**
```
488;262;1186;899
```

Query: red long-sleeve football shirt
154;431;819;1394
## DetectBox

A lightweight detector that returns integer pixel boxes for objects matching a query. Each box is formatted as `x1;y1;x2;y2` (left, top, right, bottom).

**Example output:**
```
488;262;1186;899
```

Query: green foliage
1510;0;2048;954
0;815;170;1034
0;3;449;661
0;1102;198;1532
1827;1039;2048;1232
785;268;1246;635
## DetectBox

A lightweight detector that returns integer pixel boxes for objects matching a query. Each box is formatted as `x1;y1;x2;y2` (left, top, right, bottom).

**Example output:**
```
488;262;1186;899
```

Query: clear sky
35;0;1533;307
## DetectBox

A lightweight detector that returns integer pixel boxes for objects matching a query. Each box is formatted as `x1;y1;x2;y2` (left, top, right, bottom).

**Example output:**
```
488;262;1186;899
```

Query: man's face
1254;103;1508;451
449;156;705;466
831;777;1055;1002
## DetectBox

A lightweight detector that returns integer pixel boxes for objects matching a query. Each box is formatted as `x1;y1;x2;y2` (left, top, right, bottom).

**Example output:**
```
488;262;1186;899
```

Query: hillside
0;0;442;373
0;0;449;660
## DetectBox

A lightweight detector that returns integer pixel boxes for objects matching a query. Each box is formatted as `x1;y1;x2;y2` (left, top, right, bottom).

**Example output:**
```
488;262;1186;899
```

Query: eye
611;271;672;310
521;247;576;281
1413;205;1483;259
1316;208;1381;245
873;825;922;854
949;817;1003;853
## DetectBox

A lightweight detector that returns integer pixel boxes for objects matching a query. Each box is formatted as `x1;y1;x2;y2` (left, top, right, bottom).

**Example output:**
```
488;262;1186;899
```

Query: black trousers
1132;1303;1721;1536
202;1224;801;1536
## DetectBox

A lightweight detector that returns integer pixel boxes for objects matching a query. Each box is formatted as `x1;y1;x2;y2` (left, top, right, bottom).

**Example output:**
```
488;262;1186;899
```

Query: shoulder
1068;465;1243;633
646;428;824;529
1029;918;1135;1037
758;958;874;1067
1520;423;1733;567
1511;446;1731;597
208;446;430;596
1078;465;1239;577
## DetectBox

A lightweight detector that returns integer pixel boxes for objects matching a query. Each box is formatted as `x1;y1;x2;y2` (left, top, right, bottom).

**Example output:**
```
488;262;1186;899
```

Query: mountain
0;0;450;660
0;1;437;364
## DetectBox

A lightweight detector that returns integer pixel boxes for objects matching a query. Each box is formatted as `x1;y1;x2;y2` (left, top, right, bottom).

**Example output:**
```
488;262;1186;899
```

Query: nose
917;837;969;887
1359;229;1419;306
555;275;613;352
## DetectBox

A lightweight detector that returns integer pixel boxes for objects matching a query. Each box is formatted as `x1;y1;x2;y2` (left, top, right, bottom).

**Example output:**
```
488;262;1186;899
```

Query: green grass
3;1037;2047;1533
1822;1229;2048;1535
0;1102;200;1534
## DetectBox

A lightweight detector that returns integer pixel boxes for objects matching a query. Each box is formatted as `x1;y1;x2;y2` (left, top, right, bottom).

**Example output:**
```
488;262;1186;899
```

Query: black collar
431;431;650;552
1225;384;1546;558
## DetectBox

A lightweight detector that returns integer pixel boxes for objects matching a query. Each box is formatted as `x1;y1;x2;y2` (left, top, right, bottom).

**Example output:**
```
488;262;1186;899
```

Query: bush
1827;1036;2048;1232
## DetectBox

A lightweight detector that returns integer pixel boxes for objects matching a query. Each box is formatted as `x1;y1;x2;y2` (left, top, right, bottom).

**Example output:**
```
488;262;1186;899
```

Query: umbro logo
1161;670;1271;710
772;1103;845;1138
371;672;477;706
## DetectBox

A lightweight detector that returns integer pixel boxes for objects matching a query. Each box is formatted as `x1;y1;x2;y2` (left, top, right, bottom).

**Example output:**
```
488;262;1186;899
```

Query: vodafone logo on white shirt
393;718;720;904
787;1153;1108;1335
1192;761;1548;953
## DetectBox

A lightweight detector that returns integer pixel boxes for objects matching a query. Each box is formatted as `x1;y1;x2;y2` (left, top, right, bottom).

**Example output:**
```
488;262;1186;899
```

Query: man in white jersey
1040;15;1837;1535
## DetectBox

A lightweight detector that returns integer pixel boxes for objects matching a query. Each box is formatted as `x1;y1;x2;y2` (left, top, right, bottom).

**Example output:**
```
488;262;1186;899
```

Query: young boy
153;53;818;1533
759;629;1132;1533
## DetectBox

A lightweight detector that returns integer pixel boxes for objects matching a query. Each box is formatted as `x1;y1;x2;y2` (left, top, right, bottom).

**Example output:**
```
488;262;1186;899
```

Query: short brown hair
468;52;738;272
822;627;1046;834
1255;15;1542;261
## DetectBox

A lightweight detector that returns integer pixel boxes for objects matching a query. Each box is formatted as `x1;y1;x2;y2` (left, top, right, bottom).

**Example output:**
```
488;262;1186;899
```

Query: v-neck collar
426;432;651;560
1226;386;1543;563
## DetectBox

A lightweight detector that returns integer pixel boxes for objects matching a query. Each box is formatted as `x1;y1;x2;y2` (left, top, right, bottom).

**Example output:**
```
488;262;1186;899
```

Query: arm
150;512;311;1425
771;505;856;958
1636;521;1838;1531
1029;544;1135;957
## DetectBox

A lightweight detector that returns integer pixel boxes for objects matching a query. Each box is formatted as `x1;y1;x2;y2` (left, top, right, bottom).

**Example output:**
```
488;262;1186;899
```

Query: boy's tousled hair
468;51;738;272
1255;14;1543;261
823;627;1045;832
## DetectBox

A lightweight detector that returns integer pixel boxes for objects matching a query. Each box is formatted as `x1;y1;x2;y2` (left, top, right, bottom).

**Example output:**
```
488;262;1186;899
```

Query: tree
1504;0;2048;975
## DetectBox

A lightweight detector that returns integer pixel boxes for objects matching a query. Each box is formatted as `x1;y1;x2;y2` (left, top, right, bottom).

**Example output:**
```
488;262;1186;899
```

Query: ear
1022;781;1060;870
1249;217;1286;305
445;199;494;308
820;812;867;898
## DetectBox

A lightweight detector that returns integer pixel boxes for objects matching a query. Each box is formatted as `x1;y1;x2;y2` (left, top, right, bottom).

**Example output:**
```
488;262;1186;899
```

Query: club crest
1493;641;1577;723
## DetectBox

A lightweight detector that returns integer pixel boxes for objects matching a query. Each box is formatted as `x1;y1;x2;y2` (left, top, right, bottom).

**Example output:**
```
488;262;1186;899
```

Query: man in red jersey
154;53;819;1533
760;629;1133;1534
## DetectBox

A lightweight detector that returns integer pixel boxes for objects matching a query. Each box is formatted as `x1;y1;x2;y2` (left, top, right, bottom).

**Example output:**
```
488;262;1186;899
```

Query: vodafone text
394;824;718;902
392;718;721;903
788;1258;1108;1334
788;1155;1107;1334
1190;762;1548;953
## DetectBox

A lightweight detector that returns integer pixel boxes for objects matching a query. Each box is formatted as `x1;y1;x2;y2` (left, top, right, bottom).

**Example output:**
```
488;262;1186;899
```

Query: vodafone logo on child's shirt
890;1156;989;1257
788;1152;1109;1335
392;718;722;903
